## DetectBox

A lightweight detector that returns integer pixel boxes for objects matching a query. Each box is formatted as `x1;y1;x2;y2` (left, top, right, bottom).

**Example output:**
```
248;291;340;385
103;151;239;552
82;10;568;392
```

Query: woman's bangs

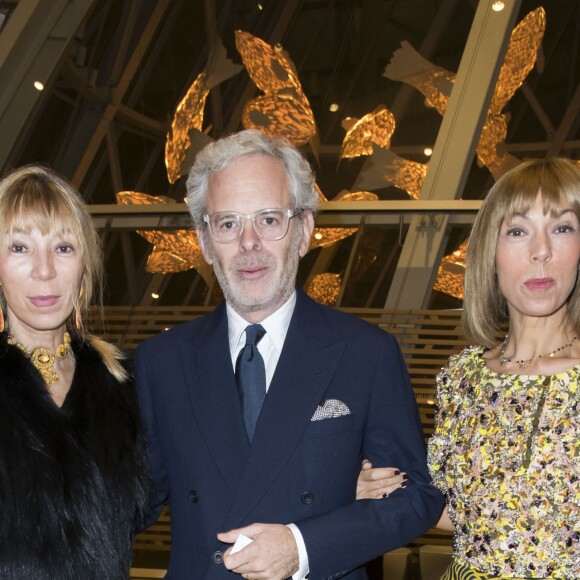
506;180;573;220
6;193;80;240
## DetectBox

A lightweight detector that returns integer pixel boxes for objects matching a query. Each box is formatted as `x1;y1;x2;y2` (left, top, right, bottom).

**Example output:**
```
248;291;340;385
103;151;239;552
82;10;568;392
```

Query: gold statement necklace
8;332;72;387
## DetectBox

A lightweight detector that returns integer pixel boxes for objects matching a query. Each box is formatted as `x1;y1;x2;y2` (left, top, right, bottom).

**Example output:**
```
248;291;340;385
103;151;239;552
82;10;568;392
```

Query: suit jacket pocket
307;413;355;437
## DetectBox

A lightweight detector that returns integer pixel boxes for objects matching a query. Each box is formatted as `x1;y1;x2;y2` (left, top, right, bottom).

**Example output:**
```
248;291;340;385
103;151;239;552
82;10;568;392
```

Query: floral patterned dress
428;346;580;579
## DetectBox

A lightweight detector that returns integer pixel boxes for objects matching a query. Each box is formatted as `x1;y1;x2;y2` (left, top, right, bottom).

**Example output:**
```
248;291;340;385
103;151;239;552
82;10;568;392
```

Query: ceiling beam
317;139;580;157
0;0;98;172
89;199;483;230
547;81;580;157
70;0;172;187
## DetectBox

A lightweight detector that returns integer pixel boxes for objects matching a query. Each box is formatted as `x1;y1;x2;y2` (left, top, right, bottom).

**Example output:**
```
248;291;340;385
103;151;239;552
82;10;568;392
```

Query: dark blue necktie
235;324;266;442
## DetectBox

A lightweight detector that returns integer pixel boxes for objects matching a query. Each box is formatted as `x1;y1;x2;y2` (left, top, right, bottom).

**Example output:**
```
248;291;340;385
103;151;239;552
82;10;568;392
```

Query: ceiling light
314;232;323;240
424;147;433;156
151;292;160;299
492;1;505;12
257;3;263;9
329;103;339;112
33;81;44;91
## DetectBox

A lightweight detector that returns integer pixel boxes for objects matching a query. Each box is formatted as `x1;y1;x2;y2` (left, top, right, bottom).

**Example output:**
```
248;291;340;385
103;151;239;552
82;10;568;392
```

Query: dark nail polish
402;473;408;481
382;492;389;499
401;481;408;488
394;470;400;475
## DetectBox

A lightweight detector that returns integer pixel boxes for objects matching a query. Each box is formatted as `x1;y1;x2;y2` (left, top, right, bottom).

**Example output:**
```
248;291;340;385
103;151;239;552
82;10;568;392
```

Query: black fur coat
0;334;150;579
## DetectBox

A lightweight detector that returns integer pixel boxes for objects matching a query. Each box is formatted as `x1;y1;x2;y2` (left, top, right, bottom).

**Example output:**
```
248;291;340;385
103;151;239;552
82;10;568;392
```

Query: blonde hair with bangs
0;165;127;381
463;157;580;346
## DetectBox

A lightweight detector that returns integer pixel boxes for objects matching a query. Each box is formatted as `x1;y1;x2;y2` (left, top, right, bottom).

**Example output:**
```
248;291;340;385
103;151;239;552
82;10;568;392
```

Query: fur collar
0;335;149;579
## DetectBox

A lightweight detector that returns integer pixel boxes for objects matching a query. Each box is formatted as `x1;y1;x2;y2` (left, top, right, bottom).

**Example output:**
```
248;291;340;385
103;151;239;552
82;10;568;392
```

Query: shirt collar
227;292;297;356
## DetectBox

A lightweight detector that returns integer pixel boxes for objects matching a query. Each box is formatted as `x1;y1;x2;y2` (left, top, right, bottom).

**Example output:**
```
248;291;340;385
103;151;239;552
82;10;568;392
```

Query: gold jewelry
74;305;82;330
499;335;577;369
75;286;84;330
0;285;4;333
8;332;71;387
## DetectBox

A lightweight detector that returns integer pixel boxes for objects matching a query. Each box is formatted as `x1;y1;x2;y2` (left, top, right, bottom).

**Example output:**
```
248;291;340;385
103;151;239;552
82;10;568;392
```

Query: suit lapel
222;292;348;529
179;304;250;491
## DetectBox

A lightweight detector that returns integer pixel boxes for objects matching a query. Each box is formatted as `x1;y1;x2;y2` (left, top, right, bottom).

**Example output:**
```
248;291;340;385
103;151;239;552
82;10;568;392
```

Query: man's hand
217;523;298;579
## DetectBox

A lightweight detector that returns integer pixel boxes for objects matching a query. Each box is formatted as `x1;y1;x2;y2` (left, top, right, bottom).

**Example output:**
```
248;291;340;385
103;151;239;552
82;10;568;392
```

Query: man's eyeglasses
203;208;303;244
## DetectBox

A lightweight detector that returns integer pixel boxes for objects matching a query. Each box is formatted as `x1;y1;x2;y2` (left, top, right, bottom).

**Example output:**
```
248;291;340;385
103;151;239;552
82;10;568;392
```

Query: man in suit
135;129;444;579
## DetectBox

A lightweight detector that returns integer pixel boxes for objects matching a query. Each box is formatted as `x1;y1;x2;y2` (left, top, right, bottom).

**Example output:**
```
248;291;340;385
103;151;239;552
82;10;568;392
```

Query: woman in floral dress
358;158;580;579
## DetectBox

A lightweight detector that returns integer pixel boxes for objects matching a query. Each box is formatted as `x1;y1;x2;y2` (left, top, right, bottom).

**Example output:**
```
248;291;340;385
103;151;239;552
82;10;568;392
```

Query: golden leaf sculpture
116;191;211;281
489;8;546;116
242;93;316;146
235;30;316;147
235;30;304;96
382;8;546;184
314;182;327;202
340;106;396;159
307;273;342;306
385;8;545;117
384;40;454;116
356;146;427;199
476;113;521;179
310;190;379;250
165;39;242;184
433;240;468;300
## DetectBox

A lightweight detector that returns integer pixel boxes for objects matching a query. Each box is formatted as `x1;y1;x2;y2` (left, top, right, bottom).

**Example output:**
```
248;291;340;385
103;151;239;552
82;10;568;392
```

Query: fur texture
0;334;150;579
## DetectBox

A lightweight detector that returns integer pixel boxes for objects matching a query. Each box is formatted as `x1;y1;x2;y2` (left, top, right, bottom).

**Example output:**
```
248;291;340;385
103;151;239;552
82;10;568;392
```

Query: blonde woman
0;166;149;579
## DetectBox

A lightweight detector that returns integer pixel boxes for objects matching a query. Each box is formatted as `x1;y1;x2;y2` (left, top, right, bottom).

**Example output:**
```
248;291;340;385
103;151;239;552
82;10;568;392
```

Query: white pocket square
311;399;351;421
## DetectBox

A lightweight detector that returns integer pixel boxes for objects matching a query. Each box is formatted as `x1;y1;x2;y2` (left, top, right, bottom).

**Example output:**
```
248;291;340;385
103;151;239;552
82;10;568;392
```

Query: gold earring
0;285;4;333
75;287;84;330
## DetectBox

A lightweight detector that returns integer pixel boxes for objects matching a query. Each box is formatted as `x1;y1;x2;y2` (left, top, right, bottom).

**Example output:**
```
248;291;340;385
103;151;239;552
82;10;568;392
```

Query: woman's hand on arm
356;459;408;499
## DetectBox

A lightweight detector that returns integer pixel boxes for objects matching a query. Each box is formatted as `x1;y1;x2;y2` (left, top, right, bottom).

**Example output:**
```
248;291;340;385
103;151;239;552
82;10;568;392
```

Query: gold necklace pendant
8;332;71;388
30;347;58;386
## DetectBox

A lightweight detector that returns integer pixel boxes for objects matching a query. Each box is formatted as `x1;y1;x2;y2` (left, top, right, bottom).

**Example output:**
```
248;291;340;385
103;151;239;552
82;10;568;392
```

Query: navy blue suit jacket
135;290;444;579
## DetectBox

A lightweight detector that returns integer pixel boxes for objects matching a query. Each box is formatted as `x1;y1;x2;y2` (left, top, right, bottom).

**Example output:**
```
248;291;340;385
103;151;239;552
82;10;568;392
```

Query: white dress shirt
227;292;309;580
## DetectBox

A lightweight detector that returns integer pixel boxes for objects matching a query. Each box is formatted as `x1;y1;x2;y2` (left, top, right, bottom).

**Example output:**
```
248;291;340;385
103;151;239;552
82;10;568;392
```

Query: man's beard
208;226;303;316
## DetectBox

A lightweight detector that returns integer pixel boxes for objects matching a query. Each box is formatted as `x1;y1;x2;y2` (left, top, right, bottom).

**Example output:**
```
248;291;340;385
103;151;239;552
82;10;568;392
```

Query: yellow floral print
428;346;580;579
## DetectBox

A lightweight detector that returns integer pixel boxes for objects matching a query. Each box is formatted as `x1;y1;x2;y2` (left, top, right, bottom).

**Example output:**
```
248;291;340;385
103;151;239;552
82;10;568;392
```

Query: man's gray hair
186;129;319;225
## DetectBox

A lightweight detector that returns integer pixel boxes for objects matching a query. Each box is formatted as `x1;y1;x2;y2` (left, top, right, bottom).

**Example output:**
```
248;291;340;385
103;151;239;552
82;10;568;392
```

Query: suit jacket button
188;489;199;503
301;491;314;504
212;550;224;564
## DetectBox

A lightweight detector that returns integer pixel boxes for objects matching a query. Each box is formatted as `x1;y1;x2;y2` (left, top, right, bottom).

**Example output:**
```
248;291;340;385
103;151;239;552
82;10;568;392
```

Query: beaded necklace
499;335;577;369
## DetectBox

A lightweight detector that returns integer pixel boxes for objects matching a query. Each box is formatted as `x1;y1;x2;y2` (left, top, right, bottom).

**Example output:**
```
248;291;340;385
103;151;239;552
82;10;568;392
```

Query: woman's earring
0;286;4;333
75;287;84;330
